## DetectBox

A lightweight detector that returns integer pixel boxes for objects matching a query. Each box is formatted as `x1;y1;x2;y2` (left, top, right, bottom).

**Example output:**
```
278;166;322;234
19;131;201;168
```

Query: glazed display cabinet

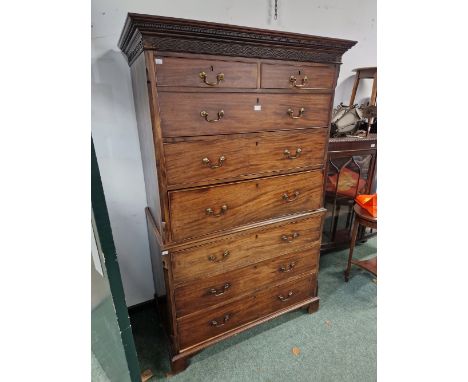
321;134;377;252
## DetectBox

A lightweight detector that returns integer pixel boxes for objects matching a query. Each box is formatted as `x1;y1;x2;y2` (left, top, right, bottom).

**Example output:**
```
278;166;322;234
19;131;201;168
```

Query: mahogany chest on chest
118;13;355;373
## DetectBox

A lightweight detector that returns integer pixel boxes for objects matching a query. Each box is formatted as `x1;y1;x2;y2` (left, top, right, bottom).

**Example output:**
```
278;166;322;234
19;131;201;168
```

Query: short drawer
158;93;332;137
177;274;316;350
154;56;257;88
174;244;319;317
168;170;323;241
171;212;324;285
164;128;328;188
261;63;336;89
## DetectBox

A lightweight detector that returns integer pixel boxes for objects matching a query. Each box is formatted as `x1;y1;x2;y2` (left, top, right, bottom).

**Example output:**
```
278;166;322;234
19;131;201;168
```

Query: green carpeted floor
130;238;376;381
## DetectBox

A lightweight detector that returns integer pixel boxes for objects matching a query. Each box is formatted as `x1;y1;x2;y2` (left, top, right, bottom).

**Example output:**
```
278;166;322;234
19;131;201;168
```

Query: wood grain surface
174;244;319;317
261;63;336;89
154;56;258;88
158;93;332;137
171;211;324;285
164;128;327;188
177;274;316;349
168;170;323;241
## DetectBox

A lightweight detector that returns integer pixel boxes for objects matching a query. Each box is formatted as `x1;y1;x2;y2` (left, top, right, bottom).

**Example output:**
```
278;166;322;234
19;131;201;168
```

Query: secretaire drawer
177;274;316;350
158;93;332;137
168;170;323;241
174;243;319;317
164;128;327;188
261;63;336;89
154;56;258;88
171;211;324;285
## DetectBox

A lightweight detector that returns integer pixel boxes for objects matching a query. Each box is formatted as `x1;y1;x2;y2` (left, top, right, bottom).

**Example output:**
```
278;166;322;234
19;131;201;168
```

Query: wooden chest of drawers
119;13;355;373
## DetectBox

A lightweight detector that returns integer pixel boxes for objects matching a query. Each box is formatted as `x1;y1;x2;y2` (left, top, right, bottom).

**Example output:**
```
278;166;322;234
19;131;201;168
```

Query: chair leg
345;218;360;282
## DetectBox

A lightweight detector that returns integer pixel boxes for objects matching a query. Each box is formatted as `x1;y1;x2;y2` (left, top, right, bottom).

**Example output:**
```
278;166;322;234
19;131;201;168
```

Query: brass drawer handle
284;148;302;159
278;291;294;301
279;262;296;273
289;75;308;88
202;155;226;169
199;71;225;86
209;283;231;296
282;191;300;202
287;107;305;119
210;313;231;327
206;204;228;217
281;232;300;243
200;110;224;123
208;250;230;263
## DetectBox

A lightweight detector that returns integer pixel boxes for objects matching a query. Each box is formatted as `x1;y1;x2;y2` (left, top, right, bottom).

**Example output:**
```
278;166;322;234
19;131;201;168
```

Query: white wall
91;0;376;306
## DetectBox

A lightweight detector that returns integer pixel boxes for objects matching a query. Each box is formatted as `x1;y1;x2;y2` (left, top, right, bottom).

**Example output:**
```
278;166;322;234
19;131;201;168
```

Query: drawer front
178;274;316;350
164;128;327;188
169;170;323;241
155;56;257;88
174;244;319;317
261;63;336;89
159;93;332;137
172;212;324;285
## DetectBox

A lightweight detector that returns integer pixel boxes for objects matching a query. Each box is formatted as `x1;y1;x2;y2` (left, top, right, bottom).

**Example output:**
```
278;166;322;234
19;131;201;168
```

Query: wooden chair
344;204;377;281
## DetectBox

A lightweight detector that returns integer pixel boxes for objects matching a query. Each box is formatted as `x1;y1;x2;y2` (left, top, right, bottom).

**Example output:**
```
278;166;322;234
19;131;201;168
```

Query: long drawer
158;93;332;137
154;56;258;88
171;212;324;285
168;170;323;241
164;128;327;188
177;274;316;350
261;63;336;89
174;244;319;317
